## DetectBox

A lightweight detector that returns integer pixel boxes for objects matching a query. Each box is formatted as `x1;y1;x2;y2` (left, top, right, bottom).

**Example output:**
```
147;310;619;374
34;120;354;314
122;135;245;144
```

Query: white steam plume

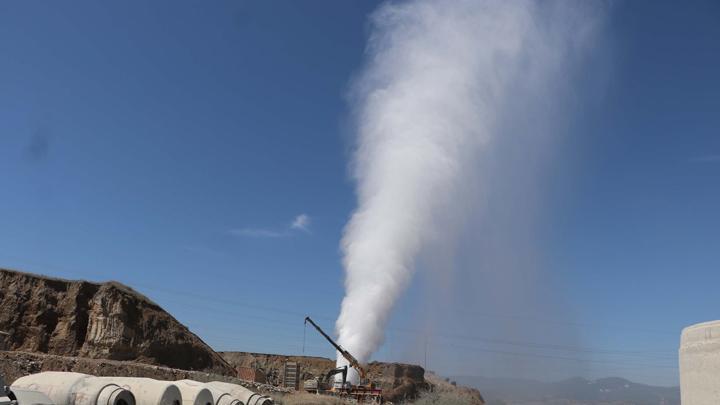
336;0;603;379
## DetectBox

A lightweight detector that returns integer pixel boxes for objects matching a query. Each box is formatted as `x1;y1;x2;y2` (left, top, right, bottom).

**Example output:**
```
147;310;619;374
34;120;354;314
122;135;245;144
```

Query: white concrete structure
176;381;240;405
96;378;180;405
680;320;720;404
11;372;135;405
172;381;213;405
206;382;272;405
8;388;54;405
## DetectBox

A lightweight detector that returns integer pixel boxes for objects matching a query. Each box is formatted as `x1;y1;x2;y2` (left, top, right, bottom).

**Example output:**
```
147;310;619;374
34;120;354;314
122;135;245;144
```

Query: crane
304;316;367;380
302;317;383;403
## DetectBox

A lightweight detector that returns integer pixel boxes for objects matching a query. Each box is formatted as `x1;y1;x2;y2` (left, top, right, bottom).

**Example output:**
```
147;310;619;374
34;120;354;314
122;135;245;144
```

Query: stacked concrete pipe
206;382;272;405
96;378;181;405
172;381;213;405
11;372;135;405
680;320;720;404
176;381;241;405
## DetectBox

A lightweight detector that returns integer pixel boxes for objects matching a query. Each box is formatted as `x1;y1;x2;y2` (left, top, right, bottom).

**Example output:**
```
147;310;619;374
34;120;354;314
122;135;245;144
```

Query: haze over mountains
453;375;680;405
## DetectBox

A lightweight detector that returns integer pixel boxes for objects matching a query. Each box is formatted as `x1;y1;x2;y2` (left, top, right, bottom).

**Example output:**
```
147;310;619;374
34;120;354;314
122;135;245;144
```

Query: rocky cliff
0;268;233;375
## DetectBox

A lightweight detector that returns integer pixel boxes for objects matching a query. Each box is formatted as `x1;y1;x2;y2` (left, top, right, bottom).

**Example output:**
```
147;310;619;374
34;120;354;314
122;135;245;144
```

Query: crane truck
303;317;383;403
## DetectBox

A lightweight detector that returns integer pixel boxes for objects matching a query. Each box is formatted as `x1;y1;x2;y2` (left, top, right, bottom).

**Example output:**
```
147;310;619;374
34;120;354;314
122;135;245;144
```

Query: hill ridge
0;268;233;374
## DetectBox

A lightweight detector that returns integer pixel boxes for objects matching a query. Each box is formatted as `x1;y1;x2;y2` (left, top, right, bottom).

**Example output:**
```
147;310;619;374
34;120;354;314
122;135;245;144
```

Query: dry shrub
405;390;482;405
274;392;347;405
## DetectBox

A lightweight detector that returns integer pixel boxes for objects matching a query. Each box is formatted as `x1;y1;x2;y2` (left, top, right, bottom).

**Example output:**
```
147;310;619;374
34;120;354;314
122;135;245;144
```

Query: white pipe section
96;378;181;405
9;388;54;405
13;372;91;405
171;381;213;405
75;378;136;405
11;372;135;405
202;387;240;405
680;320;720;405
206;382;272;405
176;381;241;405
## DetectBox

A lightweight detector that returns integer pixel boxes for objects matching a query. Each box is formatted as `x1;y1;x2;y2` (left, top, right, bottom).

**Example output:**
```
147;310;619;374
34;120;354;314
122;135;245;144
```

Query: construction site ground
0;350;289;396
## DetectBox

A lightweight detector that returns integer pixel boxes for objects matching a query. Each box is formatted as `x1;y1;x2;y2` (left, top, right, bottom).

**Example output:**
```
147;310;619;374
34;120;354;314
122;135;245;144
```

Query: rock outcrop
220;352;335;386
374;362;429;402
220;352;433;402
0;268;233;375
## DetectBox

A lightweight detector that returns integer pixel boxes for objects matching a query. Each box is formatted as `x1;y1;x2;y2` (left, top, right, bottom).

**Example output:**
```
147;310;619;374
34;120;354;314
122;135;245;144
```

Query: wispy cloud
690;154;720;163
290;213;311;232
230;213;312;238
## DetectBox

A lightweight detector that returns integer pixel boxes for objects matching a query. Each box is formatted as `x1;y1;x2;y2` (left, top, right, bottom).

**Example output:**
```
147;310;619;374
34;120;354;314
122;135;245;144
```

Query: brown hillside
220;351;434;402
0;268;233;375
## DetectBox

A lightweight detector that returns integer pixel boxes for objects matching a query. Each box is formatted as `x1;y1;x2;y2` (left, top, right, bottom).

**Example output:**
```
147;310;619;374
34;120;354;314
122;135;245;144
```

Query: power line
453;308;678;336
0;255;684;337
153;290;677;360
0;257;681;367
444;342;678;370
140;282;682;336
175;307;678;372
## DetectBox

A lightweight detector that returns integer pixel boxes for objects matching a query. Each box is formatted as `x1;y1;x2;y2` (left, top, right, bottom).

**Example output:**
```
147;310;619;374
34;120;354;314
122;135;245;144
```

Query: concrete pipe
172;381;213;405
11;372;135;405
176;381;241;405
12;372;92;405
206;382;273;405
8;388;54;405
74;377;136;405
200;386;241;405
96;378;181;405
680;320;720;404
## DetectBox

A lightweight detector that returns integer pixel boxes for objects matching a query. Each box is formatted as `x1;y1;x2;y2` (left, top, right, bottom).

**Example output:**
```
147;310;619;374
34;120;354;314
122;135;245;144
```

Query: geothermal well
679;320;720;404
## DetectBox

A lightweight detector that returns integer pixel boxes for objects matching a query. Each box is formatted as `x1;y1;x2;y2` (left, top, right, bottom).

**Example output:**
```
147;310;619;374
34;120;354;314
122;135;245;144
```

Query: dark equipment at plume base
303;317;383;403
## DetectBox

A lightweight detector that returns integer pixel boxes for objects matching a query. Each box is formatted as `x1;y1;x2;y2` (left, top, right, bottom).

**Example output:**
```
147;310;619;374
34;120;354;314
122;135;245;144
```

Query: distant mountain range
451;375;680;405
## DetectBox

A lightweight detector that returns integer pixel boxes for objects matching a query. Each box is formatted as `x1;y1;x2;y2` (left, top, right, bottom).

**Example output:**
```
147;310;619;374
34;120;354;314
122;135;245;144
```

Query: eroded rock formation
0;268;233;375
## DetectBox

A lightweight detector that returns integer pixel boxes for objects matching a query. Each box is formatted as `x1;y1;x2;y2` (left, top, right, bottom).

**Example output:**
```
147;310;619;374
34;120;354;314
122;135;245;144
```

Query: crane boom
304;316;366;379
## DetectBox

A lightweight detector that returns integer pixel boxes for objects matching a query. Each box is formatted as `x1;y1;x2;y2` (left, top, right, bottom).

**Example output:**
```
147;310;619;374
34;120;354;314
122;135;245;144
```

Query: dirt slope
220;351;474;403
0;268;233;374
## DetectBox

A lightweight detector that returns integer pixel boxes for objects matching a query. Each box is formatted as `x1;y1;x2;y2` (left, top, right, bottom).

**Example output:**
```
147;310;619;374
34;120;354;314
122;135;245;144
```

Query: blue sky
1;0;718;387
